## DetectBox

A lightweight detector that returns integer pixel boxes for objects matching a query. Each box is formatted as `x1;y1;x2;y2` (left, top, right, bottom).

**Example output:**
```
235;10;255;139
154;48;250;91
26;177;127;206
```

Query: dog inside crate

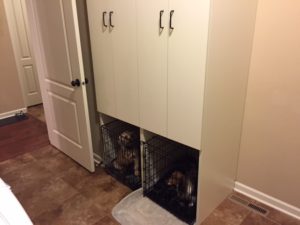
164;156;198;208
101;120;141;189
143;136;199;224
111;130;140;177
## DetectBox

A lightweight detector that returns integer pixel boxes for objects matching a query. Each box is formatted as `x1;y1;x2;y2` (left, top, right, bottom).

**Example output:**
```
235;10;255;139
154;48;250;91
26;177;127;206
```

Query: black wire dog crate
101;120;141;190
143;136;200;225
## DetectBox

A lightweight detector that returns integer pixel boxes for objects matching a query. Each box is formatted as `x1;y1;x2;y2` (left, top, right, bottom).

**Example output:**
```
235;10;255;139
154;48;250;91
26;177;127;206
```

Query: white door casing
26;0;95;172
4;0;42;107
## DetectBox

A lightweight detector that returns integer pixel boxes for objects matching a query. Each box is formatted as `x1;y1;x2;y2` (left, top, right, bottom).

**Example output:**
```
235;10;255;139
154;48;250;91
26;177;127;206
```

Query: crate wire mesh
101;120;141;190
143;136;199;225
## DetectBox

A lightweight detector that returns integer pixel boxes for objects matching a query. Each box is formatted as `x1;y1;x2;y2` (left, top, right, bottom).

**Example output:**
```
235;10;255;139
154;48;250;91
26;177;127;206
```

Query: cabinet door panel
111;0;139;126
168;0;210;149
87;0;116;117
137;0;169;136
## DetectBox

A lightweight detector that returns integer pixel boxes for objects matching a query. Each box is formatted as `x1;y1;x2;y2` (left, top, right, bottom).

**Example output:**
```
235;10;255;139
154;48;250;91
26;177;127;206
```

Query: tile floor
202;194;300;225
27;104;46;123
0;113;49;162
0;146;130;225
0;105;298;225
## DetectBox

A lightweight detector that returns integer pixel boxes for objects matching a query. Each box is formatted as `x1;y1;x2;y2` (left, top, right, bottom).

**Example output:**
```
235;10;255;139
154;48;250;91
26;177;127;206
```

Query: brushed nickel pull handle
103;11;107;28
170;10;174;30
159;10;164;30
109;11;114;28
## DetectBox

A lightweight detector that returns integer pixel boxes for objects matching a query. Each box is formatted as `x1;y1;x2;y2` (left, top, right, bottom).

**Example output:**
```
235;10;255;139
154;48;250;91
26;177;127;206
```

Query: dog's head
118;131;138;148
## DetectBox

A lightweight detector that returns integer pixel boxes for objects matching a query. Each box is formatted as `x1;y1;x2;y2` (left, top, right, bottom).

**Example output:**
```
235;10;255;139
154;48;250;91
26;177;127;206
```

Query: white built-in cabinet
138;0;208;148
167;0;209;149
87;0;209;149
87;0;139;126
87;0;116;117
86;0;258;223
137;0;169;137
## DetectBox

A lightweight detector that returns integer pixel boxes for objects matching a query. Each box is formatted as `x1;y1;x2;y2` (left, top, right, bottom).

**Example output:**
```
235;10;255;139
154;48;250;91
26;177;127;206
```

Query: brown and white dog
112;131;140;176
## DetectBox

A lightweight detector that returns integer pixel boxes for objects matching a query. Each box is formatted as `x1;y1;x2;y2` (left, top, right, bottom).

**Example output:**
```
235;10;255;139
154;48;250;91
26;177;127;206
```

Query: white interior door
110;0;139;126
4;0;42;107
137;0;169;136
27;0;95;172
167;0;210;149
86;0;116;118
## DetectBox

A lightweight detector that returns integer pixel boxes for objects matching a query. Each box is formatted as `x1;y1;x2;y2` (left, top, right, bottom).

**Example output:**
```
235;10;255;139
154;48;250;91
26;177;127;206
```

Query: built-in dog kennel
143;136;199;225
101;120;141;190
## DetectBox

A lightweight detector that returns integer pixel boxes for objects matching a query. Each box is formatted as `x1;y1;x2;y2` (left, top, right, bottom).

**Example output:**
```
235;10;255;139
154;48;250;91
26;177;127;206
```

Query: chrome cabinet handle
170;10;174;30
102;11;107;27
109;11;114;28
159;10;164;30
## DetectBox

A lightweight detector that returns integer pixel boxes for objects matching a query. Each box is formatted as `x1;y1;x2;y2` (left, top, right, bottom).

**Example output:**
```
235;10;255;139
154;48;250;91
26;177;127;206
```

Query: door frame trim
3;0;28;107
71;0;96;172
25;0;53;139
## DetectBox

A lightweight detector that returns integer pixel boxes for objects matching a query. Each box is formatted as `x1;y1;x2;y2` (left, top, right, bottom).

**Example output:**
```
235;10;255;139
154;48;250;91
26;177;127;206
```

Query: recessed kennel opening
143;136;200;225
101;120;141;190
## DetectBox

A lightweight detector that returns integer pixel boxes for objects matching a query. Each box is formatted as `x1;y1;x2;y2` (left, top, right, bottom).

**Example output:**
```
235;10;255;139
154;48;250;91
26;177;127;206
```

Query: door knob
71;79;81;87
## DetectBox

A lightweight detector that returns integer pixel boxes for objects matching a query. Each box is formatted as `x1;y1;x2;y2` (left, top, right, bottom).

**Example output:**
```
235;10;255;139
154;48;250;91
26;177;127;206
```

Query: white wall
237;0;300;208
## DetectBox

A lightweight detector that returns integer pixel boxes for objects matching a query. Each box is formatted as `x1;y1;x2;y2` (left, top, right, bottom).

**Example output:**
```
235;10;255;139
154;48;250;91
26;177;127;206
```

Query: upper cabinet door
110;0;139;126
87;0;116;117
167;0;210;149
137;0;169;136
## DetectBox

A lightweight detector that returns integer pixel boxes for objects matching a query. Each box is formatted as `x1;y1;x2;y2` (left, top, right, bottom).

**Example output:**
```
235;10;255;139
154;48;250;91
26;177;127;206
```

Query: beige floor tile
254;201;300;225
0;153;36;175
15;177;78;219
241;212;280;225
201;199;250;225
27;104;46;123
1;161;53;194
94;215;121;225
33;194;107;225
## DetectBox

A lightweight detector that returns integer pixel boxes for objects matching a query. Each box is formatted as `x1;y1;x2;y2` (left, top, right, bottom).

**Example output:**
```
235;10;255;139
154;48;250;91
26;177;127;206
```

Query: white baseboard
93;153;102;165
0;108;27;120
234;182;300;220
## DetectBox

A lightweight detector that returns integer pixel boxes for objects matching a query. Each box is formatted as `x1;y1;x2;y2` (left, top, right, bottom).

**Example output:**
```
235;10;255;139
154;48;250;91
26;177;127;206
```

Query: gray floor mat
112;188;187;225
